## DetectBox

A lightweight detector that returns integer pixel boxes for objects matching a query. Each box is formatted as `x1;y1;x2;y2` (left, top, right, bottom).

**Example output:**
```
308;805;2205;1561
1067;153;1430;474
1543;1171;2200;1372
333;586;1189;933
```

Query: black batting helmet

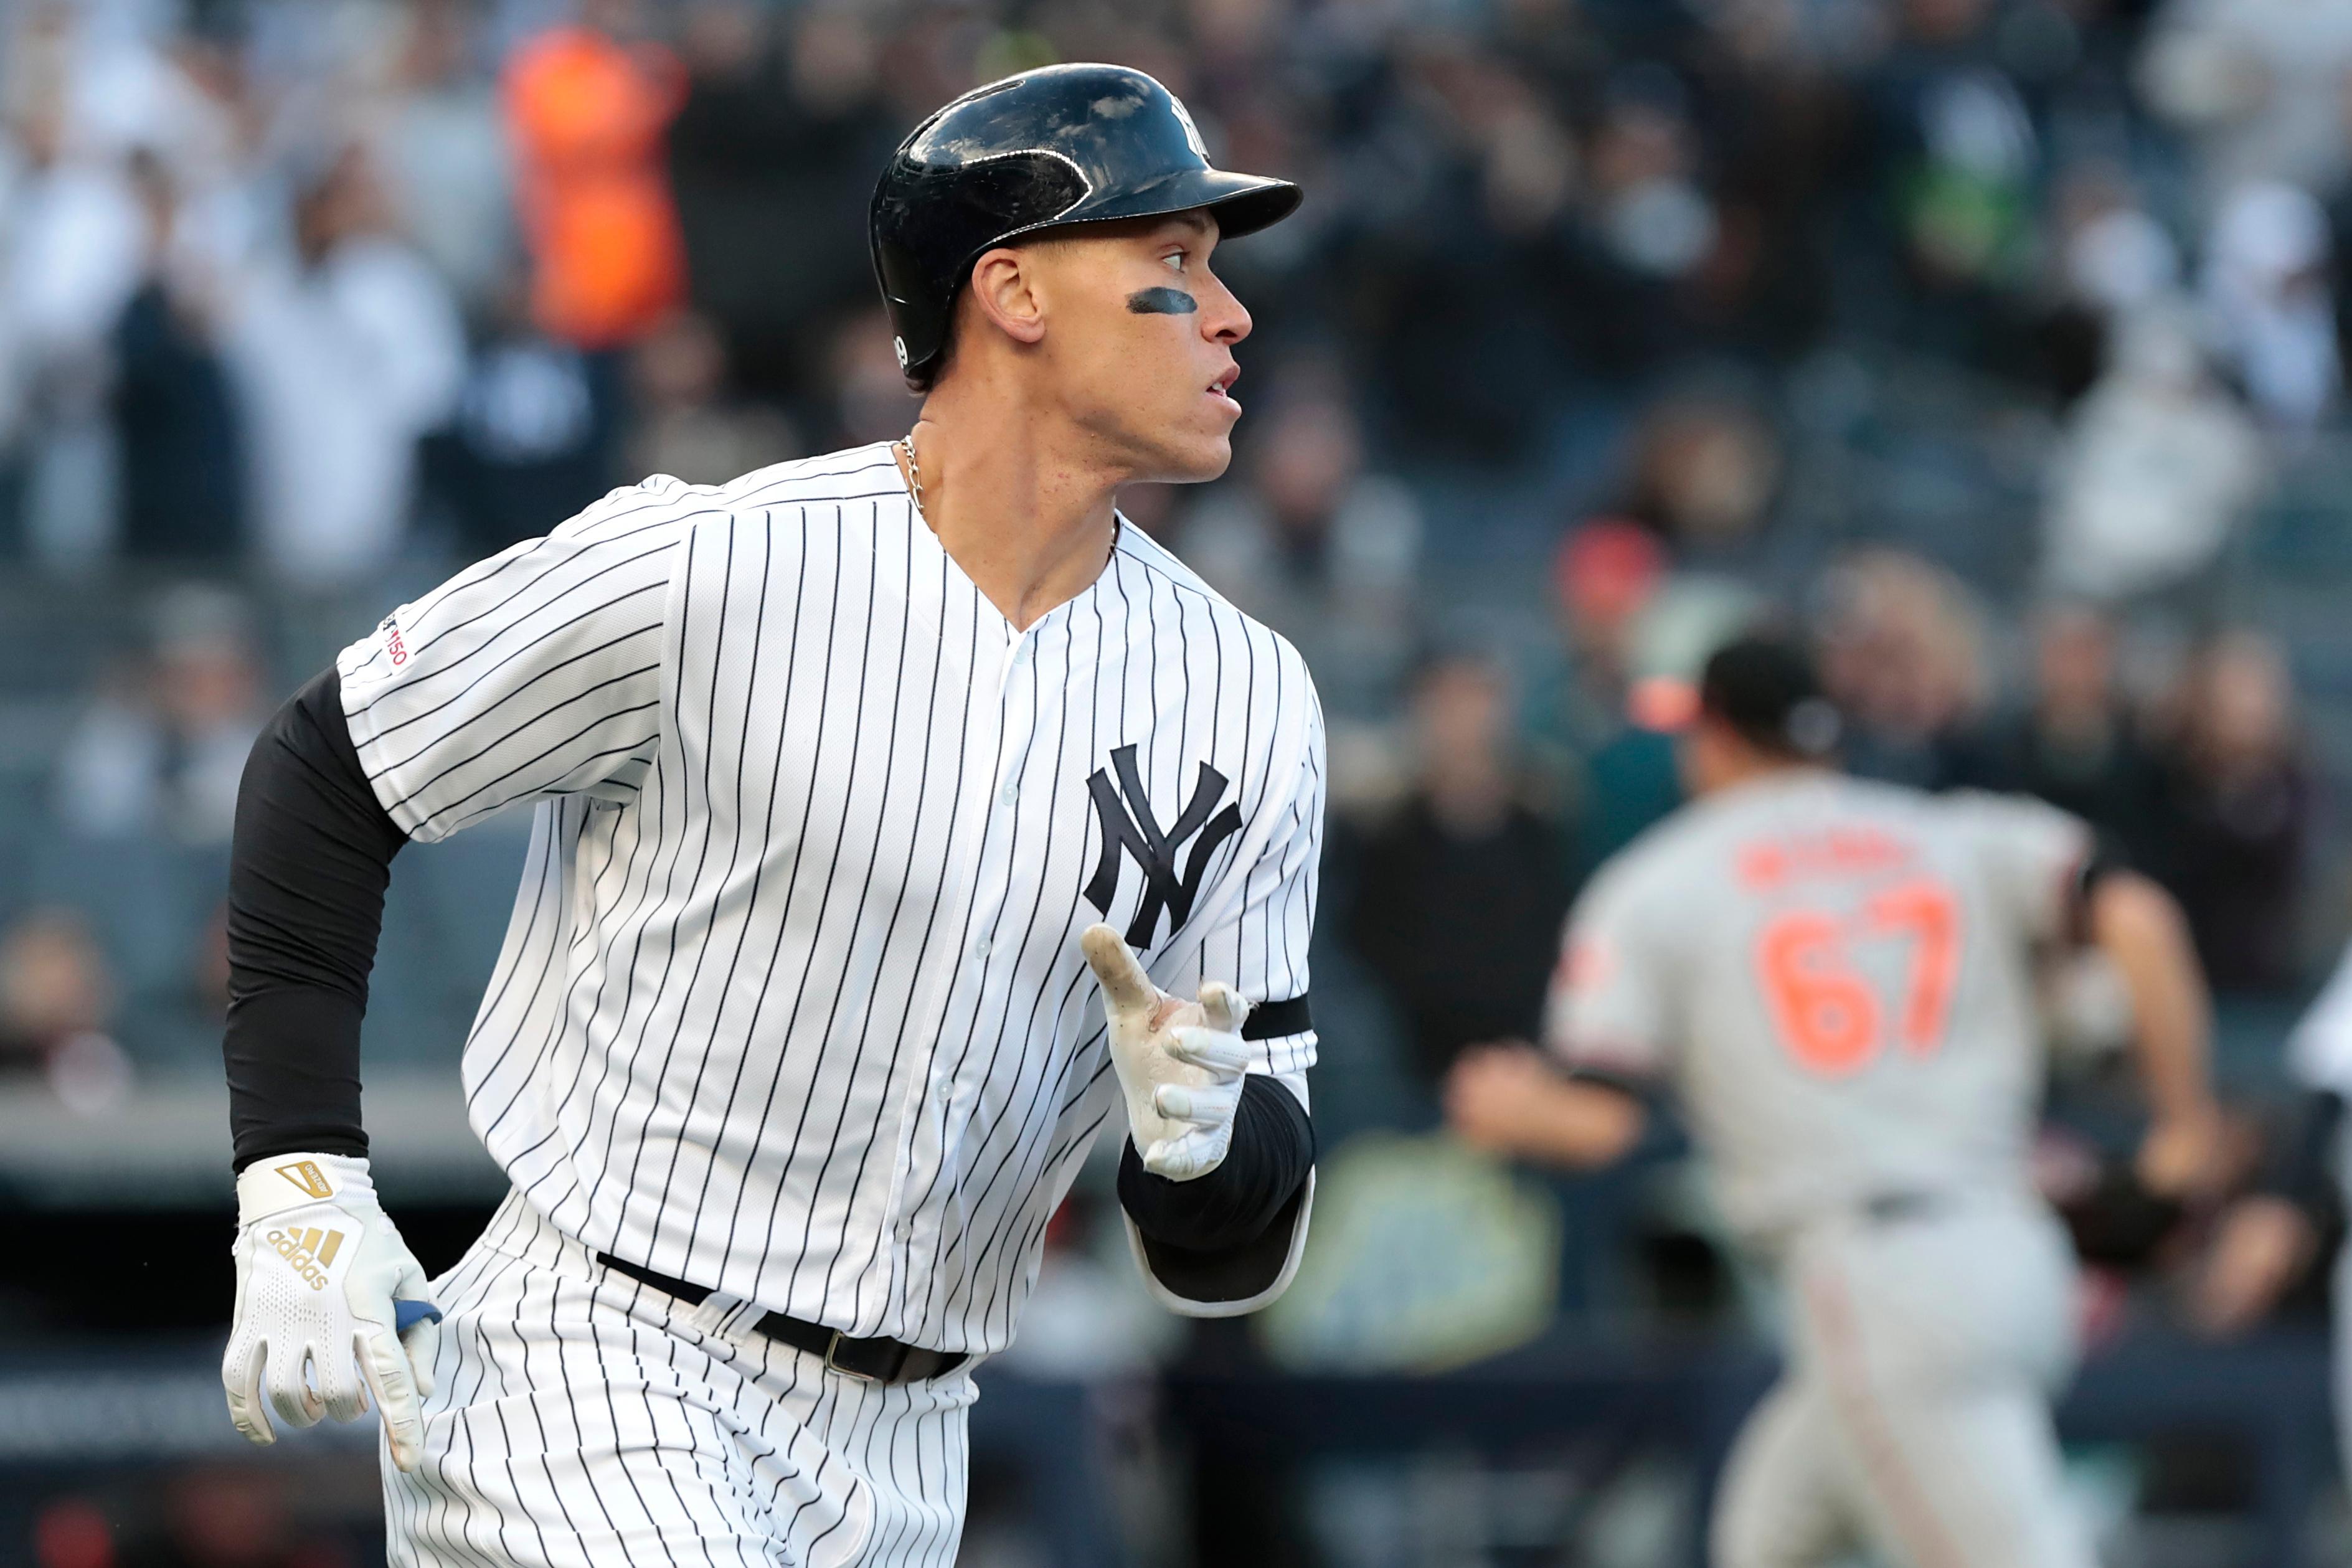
869;63;1302;386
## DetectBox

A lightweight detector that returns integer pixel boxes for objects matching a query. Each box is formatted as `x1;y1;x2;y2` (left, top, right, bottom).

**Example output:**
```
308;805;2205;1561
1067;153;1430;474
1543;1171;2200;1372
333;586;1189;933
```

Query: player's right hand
1081;925;1254;1181
2133;1105;2228;1201
223;1153;442;1471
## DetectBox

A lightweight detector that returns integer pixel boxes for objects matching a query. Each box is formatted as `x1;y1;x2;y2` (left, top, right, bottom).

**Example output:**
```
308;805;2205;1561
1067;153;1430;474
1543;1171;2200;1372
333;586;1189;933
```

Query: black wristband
224;666;406;1170
1117;1073;1315;1253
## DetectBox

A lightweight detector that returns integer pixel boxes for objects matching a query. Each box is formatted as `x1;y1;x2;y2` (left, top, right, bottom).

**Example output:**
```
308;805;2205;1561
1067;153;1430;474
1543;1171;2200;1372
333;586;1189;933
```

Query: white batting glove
222;1153;442;1472
1081;925;1255;1181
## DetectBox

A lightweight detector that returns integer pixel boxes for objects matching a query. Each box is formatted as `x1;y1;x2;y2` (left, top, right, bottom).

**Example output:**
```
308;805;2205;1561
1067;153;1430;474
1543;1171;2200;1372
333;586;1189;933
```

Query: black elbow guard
1118;1074;1315;1253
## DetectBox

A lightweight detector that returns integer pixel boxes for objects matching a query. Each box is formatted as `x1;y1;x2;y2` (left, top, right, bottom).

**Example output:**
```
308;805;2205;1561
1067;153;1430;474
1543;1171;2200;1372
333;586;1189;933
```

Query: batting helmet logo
1168;96;1211;165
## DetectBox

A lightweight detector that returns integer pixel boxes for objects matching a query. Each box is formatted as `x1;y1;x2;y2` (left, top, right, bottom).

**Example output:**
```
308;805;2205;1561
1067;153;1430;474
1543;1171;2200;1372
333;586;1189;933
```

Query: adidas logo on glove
267;1226;347;1291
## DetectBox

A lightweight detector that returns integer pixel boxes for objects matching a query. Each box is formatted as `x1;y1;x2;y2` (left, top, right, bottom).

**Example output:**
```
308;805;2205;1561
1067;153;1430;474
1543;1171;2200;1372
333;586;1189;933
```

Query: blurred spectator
666;3;896;409
222;143;464;586
1586;72;1719;289
1181;390;1422;719
1349;53;1593;456
0;910;131;1114
1866;0;2042;362
2041;304;2264;602
111;148;240;562
503;0;687;354
369;0;515;317
2153;631;2314;994
2054;172;2183;324
1815;548;1991;787
627;309;797;486
52;585;267;847
2140;0;2352;200
2041;164;2183;404
1528;519;1668;757
1620;390;1780;559
1951;603;2176;877
1523;521;1768;879
2203;181;2340;430
1347;654;1570;1087
423;282;613;555
0;83;143;567
1523;521;1683;877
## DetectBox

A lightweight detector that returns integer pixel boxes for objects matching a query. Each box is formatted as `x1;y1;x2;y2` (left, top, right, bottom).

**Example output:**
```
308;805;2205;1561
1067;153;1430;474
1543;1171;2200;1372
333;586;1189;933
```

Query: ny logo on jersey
1083;744;1242;948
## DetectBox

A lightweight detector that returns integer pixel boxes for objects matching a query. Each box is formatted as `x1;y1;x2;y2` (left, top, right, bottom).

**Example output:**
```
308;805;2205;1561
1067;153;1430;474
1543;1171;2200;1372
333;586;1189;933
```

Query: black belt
595;1252;967;1385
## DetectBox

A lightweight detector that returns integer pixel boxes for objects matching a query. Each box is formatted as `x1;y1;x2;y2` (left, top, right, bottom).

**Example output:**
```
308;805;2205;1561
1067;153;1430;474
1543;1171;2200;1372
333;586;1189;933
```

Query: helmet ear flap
872;152;1089;384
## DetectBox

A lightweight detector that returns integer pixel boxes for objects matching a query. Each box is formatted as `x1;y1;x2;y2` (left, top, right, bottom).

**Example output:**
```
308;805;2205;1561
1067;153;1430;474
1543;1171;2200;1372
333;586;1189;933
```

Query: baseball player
1446;634;2222;1568
217;65;1324;1566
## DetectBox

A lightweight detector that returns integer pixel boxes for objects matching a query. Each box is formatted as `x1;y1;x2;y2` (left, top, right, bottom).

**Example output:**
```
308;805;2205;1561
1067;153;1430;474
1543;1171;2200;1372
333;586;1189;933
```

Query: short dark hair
1698;632;1841;759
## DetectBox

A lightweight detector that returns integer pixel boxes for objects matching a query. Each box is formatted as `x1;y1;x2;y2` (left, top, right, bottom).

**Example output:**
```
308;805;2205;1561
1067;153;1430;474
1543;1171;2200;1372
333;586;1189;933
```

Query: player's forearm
2090;871;2216;1122
224;666;407;1171
1118;1072;1314;1251
1518;1075;1648;1168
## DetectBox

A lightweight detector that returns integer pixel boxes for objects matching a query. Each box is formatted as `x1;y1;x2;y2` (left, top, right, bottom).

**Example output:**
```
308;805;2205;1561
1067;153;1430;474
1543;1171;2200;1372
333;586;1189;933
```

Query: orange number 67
1753;879;1960;1075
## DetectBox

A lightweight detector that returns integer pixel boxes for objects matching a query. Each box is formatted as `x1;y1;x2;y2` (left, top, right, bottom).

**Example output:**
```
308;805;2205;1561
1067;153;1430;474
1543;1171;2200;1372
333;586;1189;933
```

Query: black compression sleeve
2258;1089;2345;1220
1117;1074;1316;1252
224;666;407;1171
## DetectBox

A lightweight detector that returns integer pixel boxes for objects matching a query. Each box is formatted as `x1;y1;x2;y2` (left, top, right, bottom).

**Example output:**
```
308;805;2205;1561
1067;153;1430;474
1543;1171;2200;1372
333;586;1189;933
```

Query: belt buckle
824;1329;890;1383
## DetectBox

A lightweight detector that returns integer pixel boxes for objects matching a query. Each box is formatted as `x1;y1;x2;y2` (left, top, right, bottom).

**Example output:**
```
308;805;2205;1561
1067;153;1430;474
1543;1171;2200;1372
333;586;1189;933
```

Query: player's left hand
1082;925;1254;1181
2191;1193;2318;1337
222;1153;443;1471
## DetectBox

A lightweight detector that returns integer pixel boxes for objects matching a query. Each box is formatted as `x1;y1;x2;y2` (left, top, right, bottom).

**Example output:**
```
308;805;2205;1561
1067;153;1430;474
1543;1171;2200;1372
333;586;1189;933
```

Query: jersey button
935;1080;954;1103
971;936;991;961
999;781;1019;808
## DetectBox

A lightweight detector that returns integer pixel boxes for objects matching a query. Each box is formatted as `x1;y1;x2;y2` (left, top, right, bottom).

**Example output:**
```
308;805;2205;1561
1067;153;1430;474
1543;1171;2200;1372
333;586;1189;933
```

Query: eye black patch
1126;287;1198;315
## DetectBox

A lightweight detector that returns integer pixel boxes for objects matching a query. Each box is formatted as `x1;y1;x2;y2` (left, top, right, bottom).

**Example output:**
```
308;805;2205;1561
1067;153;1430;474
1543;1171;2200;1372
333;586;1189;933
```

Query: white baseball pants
382;1191;976;1567
1712;1194;2094;1568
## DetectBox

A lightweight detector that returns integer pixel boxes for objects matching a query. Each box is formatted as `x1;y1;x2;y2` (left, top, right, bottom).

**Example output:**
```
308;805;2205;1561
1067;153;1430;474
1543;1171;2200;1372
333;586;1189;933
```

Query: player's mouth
1207;365;1241;412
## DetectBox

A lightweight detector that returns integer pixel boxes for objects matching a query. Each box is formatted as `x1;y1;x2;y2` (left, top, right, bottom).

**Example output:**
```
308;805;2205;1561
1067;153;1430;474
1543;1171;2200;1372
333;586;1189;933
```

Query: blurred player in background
1447;633;2223;1568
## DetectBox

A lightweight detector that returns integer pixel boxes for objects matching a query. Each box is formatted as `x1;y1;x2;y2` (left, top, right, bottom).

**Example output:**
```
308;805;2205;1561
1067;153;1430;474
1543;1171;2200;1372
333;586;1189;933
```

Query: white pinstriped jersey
336;442;1324;1354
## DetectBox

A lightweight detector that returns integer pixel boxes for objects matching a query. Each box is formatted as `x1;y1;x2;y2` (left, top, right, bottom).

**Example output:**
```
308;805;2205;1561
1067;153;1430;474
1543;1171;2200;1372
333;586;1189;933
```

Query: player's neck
899;398;1122;633
1696;752;1823;799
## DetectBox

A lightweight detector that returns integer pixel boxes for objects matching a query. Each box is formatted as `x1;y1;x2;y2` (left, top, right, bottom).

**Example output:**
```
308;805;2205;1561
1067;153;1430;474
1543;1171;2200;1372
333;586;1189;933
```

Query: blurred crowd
4;0;2352;1407
14;0;2352;1559
7;0;2352;568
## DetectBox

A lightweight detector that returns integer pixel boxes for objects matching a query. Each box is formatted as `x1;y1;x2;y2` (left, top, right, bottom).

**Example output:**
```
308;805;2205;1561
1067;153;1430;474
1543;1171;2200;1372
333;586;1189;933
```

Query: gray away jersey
1547;772;2087;1239
336;442;1325;1354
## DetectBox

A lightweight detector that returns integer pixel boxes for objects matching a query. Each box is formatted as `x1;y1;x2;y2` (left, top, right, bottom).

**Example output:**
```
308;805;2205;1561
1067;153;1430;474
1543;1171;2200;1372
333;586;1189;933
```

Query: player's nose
1198;271;1252;346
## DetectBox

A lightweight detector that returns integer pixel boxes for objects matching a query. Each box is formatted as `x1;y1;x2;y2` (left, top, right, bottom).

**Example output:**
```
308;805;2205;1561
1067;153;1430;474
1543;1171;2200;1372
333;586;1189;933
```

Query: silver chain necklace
897;430;1121;559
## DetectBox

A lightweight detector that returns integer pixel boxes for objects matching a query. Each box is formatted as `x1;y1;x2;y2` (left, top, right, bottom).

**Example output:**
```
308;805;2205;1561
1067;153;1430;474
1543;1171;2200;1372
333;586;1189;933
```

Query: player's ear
965;246;1049;351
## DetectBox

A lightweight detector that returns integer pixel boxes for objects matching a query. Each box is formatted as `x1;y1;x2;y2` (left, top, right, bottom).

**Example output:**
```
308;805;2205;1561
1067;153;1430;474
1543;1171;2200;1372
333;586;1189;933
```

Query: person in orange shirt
502;0;686;351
